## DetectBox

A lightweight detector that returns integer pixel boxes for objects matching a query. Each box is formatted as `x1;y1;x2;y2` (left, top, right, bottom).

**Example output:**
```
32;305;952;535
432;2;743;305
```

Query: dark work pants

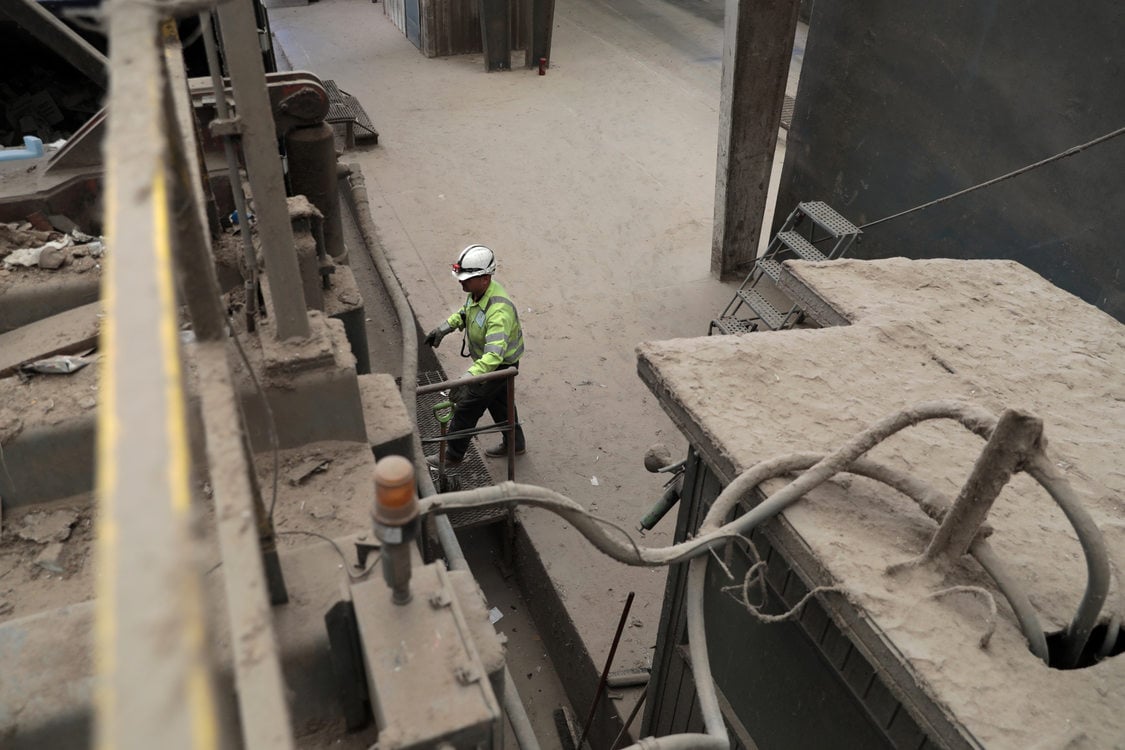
447;364;525;460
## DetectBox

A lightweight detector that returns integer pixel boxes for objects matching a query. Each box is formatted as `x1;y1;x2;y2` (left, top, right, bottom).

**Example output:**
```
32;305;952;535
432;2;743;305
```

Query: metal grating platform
757;258;784;282
713;316;754;335
738;289;788;330
416;370;509;529
778;231;827;262
324;79;379;147
798;201;860;238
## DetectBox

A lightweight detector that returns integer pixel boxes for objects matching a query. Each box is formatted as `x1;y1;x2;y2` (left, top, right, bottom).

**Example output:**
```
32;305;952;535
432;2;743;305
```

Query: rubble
34;543;65;575
16;509;79;544
37;245;67;270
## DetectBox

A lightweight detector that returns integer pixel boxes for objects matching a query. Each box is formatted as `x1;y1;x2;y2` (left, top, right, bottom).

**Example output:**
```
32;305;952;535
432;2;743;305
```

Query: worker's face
460;274;491;297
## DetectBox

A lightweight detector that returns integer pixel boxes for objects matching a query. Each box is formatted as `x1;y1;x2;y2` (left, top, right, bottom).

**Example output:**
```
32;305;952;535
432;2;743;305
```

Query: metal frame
97;4;297;747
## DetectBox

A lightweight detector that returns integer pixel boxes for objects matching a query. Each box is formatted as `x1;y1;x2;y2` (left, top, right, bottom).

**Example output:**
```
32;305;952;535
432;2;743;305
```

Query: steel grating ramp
709;201;860;335
324;79;379;147
415;369;509;529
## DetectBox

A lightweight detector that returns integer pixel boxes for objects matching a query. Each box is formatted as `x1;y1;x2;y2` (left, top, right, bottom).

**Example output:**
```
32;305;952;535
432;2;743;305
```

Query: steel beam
97;3;218;748
1;0;108;90
193;342;297;750
214;2;311;340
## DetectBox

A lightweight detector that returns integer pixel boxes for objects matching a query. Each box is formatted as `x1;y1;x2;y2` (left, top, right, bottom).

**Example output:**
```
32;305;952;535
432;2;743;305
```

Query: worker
424;244;526;466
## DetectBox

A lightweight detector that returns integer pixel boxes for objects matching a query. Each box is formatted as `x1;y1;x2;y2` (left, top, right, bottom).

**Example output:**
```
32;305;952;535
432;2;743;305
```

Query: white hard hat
452;244;496;281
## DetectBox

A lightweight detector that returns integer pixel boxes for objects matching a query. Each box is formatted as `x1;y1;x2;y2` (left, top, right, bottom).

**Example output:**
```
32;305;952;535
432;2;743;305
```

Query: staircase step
757;258;784;282
798;201;860;238
737;290;788;330
713;316;755;335
778;232;827;263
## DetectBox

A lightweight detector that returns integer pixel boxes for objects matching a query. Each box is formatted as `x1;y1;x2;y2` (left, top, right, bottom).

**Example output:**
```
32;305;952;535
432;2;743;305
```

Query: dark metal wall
775;1;1125;320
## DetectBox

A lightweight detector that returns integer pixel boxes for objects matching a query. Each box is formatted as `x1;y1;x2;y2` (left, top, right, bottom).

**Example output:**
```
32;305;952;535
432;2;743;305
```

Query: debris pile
0;220;104;274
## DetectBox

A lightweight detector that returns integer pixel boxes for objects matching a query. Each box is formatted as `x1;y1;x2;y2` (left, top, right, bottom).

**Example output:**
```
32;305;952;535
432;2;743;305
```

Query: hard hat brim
453;269;490;281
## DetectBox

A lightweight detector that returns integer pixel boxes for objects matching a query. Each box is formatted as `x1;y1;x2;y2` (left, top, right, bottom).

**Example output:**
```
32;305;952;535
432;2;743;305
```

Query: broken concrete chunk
37;246;67;269
71;256;97;273
34;543;65;574
287;457;332;486
17;509;79;543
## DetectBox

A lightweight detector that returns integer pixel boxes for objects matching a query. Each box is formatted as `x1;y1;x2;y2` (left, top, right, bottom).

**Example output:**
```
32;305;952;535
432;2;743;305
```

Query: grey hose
347;166;540;750
1026;456;1112;668
421;399;1109;747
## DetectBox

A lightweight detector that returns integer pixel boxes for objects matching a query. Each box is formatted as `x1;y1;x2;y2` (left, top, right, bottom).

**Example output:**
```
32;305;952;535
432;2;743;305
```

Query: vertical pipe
285;123;346;261
506;377;516;482
199;11;259;325
215;0;310;340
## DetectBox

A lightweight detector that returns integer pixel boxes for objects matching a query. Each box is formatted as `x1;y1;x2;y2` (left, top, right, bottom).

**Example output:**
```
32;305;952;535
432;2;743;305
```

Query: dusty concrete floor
271;0;801;742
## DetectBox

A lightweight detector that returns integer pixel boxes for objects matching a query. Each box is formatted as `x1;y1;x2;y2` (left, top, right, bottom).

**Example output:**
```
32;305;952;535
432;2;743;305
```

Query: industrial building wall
775;1;1125;321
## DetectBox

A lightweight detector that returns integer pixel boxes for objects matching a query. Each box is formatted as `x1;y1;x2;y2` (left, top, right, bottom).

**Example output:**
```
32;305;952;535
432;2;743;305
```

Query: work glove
424;321;453;348
449;383;470;403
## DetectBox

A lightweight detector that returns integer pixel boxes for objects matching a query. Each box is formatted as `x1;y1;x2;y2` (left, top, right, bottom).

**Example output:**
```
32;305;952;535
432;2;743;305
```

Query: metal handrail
417;368;520;481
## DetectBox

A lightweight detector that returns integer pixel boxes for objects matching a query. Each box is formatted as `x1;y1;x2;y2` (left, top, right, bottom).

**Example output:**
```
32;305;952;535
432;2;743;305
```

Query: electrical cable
1025;455;1112;668
1097;613;1121;661
276;530;381;581
858;124;1125;230
227;319;281;525
420;400;1113;748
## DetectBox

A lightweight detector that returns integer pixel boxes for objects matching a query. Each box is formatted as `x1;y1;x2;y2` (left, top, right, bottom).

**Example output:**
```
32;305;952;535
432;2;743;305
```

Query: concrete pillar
711;0;801;280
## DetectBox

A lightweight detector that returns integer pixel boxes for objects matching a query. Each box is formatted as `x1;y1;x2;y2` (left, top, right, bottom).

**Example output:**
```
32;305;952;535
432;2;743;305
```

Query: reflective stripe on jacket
446;280;524;376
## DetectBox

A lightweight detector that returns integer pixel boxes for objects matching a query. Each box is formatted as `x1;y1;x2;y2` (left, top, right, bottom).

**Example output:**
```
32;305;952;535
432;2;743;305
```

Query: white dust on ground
637;258;1125;748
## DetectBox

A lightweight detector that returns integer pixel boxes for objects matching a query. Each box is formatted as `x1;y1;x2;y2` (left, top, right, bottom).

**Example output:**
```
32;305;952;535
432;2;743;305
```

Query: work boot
484;442;526;458
426;452;463;468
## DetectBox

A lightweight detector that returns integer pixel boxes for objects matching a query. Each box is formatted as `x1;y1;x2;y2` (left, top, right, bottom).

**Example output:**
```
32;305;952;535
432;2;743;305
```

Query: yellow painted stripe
152;168;219;750
94;150;120;750
94;138;217;749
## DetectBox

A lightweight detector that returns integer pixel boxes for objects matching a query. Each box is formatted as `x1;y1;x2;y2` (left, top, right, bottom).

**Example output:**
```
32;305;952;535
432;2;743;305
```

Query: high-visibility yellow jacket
446;280;524;377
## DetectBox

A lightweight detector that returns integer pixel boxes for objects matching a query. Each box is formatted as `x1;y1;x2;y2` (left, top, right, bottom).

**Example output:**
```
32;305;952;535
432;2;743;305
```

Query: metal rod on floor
610;683;648;750
506;377;516;482
577;591;635;749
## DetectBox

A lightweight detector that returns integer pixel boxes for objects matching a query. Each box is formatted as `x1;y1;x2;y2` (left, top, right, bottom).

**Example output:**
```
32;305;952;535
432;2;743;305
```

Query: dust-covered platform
637;258;1124;748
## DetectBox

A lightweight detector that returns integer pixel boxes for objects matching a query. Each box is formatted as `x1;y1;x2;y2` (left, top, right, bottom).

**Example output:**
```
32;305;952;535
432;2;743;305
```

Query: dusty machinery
0;1;530;747
1;1;1121;749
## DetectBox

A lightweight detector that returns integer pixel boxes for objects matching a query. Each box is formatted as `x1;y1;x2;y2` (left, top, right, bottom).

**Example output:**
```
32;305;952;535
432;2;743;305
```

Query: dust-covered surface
0;496;95;624
0;363;100;438
637;258;1125;747
257;440;377;544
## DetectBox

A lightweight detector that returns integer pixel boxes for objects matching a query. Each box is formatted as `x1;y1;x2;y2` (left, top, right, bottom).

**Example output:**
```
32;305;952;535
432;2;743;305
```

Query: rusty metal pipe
577;591;635;749
415;367;518;395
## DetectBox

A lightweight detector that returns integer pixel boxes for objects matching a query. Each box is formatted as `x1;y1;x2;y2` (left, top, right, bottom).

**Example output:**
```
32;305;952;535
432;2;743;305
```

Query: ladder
710;201;860;335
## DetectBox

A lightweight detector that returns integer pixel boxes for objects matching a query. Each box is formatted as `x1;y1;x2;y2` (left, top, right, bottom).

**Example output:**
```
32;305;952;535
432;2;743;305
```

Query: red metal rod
577;591;635;749
506;377;516;482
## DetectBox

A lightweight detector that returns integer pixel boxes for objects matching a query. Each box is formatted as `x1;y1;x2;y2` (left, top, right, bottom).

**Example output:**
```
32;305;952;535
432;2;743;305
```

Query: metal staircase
710;201;860;335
